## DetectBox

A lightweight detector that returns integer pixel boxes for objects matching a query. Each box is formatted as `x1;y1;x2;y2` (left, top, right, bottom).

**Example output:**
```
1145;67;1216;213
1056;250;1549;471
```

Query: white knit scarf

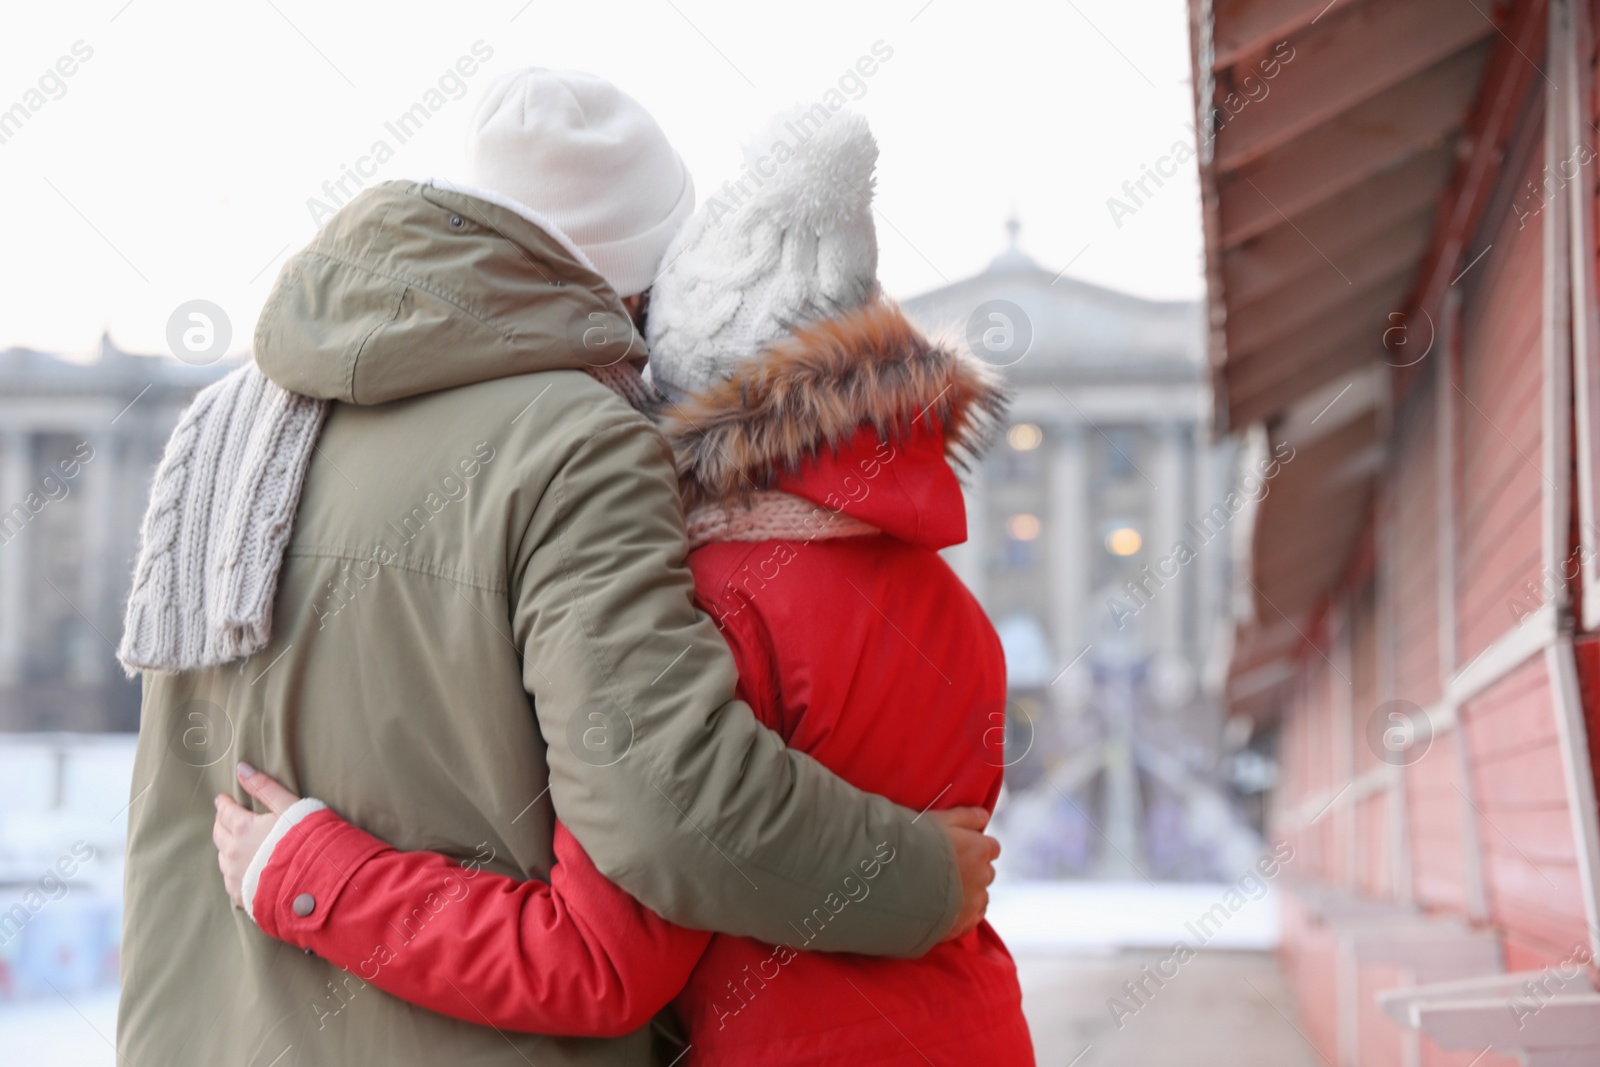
118;361;651;675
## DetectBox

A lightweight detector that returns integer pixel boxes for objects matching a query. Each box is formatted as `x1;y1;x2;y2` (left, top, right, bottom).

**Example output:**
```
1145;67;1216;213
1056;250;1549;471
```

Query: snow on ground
988;878;1281;953
0;986;119;1067
0;737;132;1066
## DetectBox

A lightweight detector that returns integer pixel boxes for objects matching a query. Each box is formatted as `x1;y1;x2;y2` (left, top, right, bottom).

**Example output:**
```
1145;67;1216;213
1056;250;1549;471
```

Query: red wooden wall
1462;661;1589;967
1454;136;1547;666
1267;14;1600;1063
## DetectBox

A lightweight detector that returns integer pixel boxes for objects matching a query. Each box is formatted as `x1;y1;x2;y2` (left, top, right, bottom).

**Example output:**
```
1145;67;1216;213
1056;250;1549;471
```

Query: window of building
1103;428;1140;481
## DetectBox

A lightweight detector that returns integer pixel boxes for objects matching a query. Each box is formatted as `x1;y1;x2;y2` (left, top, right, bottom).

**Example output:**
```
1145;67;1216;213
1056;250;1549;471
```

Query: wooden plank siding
1407;726;1472;913
1354;794;1391;899
1419;1037;1521;1067
1313;658;1345;884
1351;585;1393;898
1393;367;1443;708
1200;0;1600;1061
1355;962;1407;1067
1265;92;1595;1066
1461;657;1593;956
1278;892;1341;1067
1454;136;1548;666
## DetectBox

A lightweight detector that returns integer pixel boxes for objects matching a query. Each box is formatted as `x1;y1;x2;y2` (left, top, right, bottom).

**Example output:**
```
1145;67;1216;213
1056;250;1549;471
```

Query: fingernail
237;761;256;779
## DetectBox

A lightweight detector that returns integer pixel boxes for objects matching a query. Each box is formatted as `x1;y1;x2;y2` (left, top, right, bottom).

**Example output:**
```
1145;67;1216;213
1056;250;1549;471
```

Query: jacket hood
660;302;1010;549
254;180;646;404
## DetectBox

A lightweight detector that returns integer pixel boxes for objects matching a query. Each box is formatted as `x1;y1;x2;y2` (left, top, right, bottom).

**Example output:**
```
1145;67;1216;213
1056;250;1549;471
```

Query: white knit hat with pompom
646;108;880;401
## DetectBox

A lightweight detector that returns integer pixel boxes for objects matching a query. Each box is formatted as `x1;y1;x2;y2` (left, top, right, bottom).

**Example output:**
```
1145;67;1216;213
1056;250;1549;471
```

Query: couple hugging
115;65;1035;1066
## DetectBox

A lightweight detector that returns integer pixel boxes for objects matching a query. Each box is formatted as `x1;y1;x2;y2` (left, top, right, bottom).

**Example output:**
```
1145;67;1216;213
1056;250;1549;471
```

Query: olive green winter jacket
117;180;961;1066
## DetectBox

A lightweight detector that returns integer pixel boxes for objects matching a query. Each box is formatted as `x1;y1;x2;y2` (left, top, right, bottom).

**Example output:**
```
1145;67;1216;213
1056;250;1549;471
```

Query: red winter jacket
249;303;1034;1065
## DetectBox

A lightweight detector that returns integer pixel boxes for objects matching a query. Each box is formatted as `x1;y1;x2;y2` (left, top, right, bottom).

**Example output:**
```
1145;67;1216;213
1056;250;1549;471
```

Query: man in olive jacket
119;70;992;1067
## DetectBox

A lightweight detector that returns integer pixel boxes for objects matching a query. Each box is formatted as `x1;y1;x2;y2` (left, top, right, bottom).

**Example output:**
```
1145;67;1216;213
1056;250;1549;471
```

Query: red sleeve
252;810;711;1037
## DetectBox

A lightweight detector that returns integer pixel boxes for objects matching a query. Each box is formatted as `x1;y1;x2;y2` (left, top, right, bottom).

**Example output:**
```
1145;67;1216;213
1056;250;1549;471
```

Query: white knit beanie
467;67;695;297
647;108;880;401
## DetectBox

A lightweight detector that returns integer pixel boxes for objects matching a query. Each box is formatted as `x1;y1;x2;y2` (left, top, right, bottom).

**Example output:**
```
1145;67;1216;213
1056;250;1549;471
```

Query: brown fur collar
659;301;1011;512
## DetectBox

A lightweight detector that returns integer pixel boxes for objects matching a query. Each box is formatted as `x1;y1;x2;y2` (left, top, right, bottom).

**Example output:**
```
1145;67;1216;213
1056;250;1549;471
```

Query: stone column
0;431;32;686
1150;422;1187;656
1094;669;1146;879
74;431;116;684
947;470;989;607
1194;437;1233;668
1048;423;1090;669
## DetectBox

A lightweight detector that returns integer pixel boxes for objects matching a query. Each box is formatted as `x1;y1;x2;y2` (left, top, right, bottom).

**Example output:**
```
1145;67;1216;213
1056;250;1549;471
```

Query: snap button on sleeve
293;892;316;917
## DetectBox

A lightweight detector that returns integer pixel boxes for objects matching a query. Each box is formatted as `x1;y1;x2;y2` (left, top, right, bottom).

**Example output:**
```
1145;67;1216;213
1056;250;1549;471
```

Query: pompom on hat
646;108;881;401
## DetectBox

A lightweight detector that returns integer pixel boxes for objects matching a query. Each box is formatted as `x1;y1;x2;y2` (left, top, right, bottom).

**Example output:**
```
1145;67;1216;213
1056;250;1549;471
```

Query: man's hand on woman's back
929;807;1000;940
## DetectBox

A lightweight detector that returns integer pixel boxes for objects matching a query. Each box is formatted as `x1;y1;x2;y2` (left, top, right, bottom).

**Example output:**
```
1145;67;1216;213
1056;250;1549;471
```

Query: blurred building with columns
0;337;231;730
905;224;1260;881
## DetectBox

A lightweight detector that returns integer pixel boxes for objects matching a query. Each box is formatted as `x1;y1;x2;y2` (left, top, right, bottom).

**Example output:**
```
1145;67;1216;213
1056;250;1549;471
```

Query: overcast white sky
0;0;1203;361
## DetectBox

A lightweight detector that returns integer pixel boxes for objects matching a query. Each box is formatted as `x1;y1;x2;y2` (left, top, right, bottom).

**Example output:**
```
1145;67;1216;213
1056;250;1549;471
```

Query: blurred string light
1106;526;1142;556
1007;423;1043;451
1007;513;1041;541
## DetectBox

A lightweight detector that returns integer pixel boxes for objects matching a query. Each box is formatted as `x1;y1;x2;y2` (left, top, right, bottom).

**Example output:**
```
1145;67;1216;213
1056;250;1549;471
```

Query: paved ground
0;951;1324;1066
1016;949;1325;1067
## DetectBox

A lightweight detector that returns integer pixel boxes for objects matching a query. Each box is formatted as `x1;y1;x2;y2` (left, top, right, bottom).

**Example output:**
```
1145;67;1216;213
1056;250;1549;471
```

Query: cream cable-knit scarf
684;490;878;551
118;361;651;675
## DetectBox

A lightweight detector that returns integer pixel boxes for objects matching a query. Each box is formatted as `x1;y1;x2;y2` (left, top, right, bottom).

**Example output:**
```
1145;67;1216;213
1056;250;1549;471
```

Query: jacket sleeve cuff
920;810;964;953
252;807;392;943
240;797;326;921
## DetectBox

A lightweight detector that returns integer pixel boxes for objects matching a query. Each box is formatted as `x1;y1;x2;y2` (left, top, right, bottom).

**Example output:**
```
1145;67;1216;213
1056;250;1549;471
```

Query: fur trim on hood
659;301;1011;513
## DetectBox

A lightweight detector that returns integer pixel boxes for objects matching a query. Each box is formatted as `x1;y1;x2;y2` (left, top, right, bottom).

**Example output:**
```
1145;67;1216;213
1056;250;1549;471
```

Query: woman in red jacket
214;111;1034;1065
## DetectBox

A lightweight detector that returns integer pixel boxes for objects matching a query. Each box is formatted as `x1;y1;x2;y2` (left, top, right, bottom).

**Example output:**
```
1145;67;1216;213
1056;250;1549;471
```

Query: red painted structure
1190;0;1600;1062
